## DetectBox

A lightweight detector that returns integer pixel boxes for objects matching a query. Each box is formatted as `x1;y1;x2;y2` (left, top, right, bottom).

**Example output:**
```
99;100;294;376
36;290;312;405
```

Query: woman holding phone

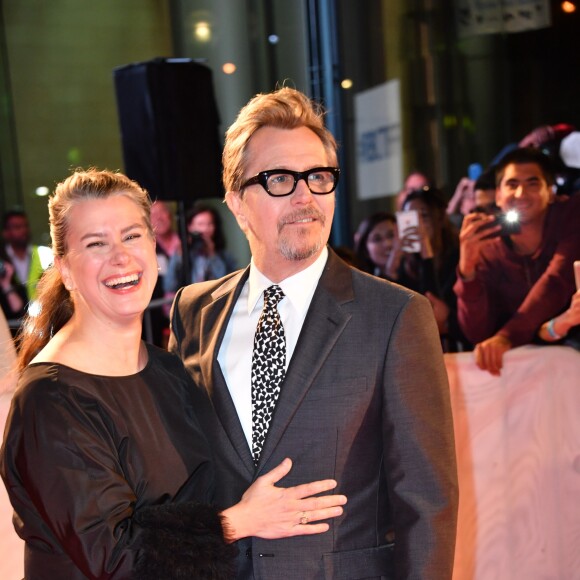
391;187;470;352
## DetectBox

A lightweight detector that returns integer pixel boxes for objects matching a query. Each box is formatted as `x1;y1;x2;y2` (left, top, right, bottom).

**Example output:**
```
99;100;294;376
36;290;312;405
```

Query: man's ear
225;191;248;232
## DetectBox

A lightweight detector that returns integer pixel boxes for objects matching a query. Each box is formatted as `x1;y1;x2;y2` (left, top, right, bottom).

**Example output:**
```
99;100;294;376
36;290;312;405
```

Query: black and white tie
251;285;286;466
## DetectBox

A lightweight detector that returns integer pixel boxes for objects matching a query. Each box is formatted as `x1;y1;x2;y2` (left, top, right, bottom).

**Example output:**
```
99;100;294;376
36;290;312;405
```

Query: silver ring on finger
299;511;309;525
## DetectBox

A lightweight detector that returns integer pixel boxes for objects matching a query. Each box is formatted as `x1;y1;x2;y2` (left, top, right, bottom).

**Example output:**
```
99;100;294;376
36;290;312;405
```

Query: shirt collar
247;246;329;315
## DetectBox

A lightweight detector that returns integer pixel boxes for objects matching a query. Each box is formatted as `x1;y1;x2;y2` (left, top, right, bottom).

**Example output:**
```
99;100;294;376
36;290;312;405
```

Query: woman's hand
416;215;434;260
399;225;421;254
221;458;347;542
398;216;432;259
385;233;404;280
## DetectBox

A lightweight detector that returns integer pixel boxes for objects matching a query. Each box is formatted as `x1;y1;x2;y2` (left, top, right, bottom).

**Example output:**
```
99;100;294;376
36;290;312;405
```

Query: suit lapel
199;268;256;475
256;251;355;472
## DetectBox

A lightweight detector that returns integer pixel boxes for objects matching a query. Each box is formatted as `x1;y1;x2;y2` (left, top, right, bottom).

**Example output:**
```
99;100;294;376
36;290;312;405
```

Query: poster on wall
354;79;402;200
456;0;551;37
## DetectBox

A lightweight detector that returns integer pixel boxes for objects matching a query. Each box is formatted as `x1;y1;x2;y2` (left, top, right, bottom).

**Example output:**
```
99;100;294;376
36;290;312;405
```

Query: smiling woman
56;195;158;344
15;170;157;375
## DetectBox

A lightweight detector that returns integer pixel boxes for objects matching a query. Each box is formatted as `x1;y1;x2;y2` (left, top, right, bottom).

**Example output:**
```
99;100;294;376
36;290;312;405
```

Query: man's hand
474;335;512;376
560;290;580;329
540;290;580;341
458;213;501;279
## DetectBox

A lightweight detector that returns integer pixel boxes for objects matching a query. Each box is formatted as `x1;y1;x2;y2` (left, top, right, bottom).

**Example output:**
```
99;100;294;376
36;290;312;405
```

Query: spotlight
194;21;211;42
561;1;576;13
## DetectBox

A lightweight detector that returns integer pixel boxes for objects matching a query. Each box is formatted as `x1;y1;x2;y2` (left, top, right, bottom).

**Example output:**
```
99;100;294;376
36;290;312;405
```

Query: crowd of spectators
351;124;580;364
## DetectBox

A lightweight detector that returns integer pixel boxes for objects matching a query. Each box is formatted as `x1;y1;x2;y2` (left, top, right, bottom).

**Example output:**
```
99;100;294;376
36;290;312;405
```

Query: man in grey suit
169;87;458;579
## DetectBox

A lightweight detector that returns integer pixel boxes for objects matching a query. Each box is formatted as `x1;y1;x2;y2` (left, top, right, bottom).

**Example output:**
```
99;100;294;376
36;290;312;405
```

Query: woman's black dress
0;344;235;579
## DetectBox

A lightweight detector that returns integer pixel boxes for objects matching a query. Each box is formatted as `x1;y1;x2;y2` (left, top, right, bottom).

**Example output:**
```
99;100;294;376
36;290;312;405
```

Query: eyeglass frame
240;166;340;197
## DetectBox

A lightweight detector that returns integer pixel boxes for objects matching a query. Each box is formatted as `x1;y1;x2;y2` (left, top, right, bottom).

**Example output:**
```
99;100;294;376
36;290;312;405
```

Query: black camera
496;210;521;236
188;231;206;251
472;207;521;238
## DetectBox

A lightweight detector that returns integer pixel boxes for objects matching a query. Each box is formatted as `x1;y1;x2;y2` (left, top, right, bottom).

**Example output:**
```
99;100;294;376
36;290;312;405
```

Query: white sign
354;79;402;200
456;0;551;38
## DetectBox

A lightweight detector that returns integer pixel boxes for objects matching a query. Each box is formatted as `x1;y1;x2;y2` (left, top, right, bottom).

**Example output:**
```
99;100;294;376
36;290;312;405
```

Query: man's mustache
278;209;326;232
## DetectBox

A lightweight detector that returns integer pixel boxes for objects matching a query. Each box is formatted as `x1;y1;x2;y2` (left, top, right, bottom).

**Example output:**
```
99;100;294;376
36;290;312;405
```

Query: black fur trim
134;502;237;579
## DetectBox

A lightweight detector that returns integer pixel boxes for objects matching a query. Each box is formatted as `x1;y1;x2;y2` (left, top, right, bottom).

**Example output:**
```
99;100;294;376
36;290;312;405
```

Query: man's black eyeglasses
240;167;340;197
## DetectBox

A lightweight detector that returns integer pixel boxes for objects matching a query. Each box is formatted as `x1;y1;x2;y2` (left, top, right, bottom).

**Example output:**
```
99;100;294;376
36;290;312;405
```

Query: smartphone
574;260;580;291
396;210;421;253
496;210;522;236
472;208;521;239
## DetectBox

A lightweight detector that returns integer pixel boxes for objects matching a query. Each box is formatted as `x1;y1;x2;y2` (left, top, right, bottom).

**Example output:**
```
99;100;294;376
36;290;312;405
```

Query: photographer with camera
454;147;580;375
164;204;237;294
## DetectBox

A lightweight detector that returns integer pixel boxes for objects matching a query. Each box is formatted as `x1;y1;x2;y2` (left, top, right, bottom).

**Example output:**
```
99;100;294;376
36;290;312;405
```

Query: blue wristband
547;318;563;340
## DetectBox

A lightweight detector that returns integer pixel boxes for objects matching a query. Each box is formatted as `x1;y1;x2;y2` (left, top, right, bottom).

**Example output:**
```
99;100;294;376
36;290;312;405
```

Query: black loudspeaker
113;58;223;201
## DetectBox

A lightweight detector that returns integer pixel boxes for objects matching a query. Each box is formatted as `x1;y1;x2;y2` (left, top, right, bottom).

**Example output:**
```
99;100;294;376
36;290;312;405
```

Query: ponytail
16;266;73;372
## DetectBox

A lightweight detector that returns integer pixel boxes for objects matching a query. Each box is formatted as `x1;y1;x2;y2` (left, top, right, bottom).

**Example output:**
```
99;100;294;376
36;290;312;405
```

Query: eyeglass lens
267;169;336;196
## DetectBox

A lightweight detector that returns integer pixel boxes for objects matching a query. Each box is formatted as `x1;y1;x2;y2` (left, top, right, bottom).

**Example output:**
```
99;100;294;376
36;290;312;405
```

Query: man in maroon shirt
454;147;580;375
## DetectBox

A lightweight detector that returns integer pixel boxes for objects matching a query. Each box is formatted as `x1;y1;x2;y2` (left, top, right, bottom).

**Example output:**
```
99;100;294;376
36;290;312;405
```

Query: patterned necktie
251;285;286;466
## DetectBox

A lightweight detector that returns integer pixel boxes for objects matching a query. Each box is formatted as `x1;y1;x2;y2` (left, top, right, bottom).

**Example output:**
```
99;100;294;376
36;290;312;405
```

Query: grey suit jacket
169;249;458;580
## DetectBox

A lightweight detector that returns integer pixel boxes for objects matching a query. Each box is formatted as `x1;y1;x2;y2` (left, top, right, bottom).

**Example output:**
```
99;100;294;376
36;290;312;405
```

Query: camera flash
505;210;519;223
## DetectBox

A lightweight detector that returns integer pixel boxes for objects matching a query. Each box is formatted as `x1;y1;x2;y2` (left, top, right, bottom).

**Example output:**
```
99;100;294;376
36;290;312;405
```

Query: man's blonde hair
222;87;338;194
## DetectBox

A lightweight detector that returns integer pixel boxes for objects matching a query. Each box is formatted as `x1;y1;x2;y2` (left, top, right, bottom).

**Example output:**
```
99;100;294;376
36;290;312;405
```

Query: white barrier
446;345;580;580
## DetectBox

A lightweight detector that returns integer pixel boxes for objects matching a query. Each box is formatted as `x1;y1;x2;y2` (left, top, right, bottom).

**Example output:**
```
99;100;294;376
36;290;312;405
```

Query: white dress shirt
217;247;328;448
